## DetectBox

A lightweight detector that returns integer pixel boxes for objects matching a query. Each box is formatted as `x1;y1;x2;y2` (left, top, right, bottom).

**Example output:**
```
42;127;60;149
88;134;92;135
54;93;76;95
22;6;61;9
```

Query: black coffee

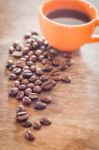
47;9;91;25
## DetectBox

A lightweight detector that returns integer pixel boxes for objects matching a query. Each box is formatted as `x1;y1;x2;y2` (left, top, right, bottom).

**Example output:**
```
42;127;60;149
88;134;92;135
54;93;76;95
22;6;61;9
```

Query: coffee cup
39;0;99;52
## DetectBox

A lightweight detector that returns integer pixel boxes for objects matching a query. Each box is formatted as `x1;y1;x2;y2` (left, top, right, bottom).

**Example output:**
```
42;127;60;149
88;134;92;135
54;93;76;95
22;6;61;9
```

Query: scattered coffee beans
25;130;35;141
33;121;41;130
34;101;46;110
40;118;52;126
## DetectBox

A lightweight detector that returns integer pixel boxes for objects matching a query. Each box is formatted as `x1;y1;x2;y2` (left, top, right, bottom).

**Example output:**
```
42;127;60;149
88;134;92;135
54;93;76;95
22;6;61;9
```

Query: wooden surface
0;0;99;150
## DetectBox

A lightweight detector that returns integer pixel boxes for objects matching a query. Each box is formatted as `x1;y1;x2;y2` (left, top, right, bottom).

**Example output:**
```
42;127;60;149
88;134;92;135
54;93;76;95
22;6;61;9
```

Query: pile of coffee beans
6;31;73;141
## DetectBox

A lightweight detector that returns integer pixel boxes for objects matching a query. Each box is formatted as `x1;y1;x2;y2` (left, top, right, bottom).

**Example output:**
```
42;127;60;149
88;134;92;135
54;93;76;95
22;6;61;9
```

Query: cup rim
39;0;98;28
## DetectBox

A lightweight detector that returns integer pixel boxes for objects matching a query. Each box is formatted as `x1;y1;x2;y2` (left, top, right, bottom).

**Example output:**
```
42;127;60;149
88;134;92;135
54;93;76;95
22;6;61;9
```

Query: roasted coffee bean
51;68;60;76
36;68;43;76
21;79;29;85
38;55;44;61
32;41;39;49
12;51;22;58
41;96;52;104
42;59;51;65
25;130;35;141
35;49;42;56
24;32;32;40
40;118;52;126
40;45;46;51
29;75;38;82
43;51;49;57
9;64;16;71
27;61;33;67
31;31;38;36
13;67;21;75
51;75;62;81
23;66;29;70
9;46;15;54
16;60;26;68
9;87;18;97
43;40;48;47
41;79;55;90
23;70;33;78
6;60;14;68
24;88;32;96
16;91;24;100
29;93;39;101
22;96;32;105
52;57;60;66
18;74;24;81
16;105;26;113
24;55;29;61
22;120;32;128
13;80;20;87
22;47;30;55
33;121;41;130
40;75;49;82
61;76;71;83
34;79;42;85
19;84;27;90
9;73;17;80
13;40;19;48
42;64;53;72
59;64;68;71
30;55;37;62
27;83;34;88
34;101;46;110
33;85;42;93
30;65;36;72
16;111;29;122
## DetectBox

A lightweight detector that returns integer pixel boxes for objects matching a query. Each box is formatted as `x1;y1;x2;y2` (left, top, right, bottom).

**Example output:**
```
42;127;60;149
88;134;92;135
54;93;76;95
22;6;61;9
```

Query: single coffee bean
36;68;43;76
25;130;35;141
18;74;24;81
52;57;60;66
42;59;51;65
31;31;38;36
22;120;32;128
24;55;29;61
22;96;32;105
41;79;55;90
16;60;26;68
9;73;17;80
30;65;36;72
12;51;22;58
40;118;52;126
40;45;46;51
34;101;46;110
51;75;62;81
29;93;39;101
42;64;53;72
16;105;26;113
29;75;38;82
59;64;68;71
61;76;71;83
9;46;15;54
38;55;44;61
16;111;29;122
27;61;33;67
23;70;33;78
21;79;29;85
13;40;19;48
19;84;27;90
35;49;42;56
23;65;29;70
13;80;20;87
22;47;30;55
33;85;42;93
40;75;49;82
16;91;24;100
24;32;32;40
13;67;21;75
30;55;37;62
34;79;42;85
43;51;49;57
6;60;14;68
33;121;41;130
9;87;18;97
41;96;52;104
32;41;39;49
24;88;32;96
27;83;34;88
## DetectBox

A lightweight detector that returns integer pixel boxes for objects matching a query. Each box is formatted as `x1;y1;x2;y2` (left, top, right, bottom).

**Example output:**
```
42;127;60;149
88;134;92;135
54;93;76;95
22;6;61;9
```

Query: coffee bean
9;87;18;97
59;64;68;71
30;55;37;62
24;32;32;40
33;85;42;93
42;64;53;72
35;49;42;56
32;41;39;49
24;88;32;96
41;96;52;104
9;46;15;54
27;83;34;88
19;84;27;90
23;70;33;78
25;130;35;141
61;76;71;83
40;118;52;126
16;91;24;100
13;80;20;87
34;101;46;110
22;96;32;105
51;75;62;81
43;51;49;57
52;57;60;66
9;73;17;80
23;66;29;70
13;40;19;49
40;75;49;82
29;93;39;101
22;47;30;55
21;79;29;85
18;74;24;81
33;121;41;130
41;79;55;90
22;120;32;127
34;79;42;85
36;68;43;76
12;51;22;58
27;61;33;67
9;64;16;71
13;67;21;75
6;60;14;68
40;45;46;51
24;55;29;61
38;55;44;61
16;60;26;68
16;105;26;113
29;75;38;82
16;111;29;122
31;31;38;36
30;65;36;72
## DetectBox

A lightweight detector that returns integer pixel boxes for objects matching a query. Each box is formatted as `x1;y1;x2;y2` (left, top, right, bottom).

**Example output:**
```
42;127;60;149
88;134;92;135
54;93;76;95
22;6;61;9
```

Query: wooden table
0;0;99;150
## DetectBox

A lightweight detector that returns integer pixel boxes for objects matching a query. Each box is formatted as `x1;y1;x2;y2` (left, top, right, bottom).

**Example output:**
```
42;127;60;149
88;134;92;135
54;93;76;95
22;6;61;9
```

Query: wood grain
0;0;99;150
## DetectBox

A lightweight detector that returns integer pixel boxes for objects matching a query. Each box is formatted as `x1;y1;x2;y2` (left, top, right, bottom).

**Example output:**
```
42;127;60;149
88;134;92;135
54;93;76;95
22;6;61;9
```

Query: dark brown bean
9;87;18;97
38;55;44;61
33;121;41;130
40;118;52;126
40;75;49;82
27;61;33;67
35;49;42;56
42;59;51;65
52;57;60;66
16;105;26;113
27;83;34;88
25;130;35;141
16;91;24;100
30;55;37;62
22;47;30;55
34;79;42;85
13;67;21;75
13;40;19;48
61;76;71;83
34;101;46;110
22;120;32;128
29;75;38;82
18;74;24;81
31;31;38;36
23;70;33;78
30;65;36;72
33;86;42;93
13;80;20;87
24;32;32;40
24;88;32;96
12;51;22;58
9;73;17;80
32;41;39;49
28;93;39;101
22;96;32;105
41;79;55;90
9;46;15;54
42;64;53;72
19;84;27;90
6;60;14;68
21;79;29;85
16;60;26;68
9;64;16;71
16;111;29;122
41;96;52;104
36;68;43;76
51;75;62;81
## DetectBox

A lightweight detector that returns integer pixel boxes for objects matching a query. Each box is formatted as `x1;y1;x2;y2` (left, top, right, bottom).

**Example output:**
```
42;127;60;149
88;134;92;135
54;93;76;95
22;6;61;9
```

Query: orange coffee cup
39;0;99;52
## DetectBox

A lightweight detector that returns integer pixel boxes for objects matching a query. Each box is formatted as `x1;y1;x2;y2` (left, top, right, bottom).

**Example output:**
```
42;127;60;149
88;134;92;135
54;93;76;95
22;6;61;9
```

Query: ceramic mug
39;0;99;52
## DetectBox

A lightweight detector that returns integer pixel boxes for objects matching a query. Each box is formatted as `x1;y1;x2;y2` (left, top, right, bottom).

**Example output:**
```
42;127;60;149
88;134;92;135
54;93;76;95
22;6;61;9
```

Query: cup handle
89;19;99;43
